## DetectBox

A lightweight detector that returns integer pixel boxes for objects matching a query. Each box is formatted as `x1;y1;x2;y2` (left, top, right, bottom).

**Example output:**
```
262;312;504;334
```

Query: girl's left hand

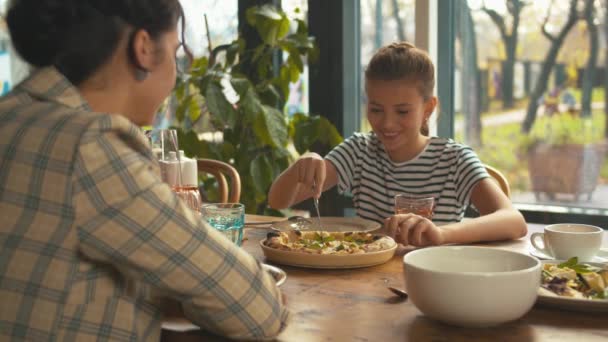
384;214;444;247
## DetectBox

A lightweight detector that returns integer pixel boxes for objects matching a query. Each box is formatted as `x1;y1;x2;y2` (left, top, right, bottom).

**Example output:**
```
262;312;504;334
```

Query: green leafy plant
173;4;342;214
519;112;606;152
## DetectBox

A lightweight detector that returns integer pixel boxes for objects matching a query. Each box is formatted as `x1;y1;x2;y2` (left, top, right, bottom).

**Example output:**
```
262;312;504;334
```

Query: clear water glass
200;203;245;246
394;194;435;219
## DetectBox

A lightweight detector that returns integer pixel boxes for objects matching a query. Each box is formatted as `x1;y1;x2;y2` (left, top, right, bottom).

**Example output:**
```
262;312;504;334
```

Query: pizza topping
264;230;395;255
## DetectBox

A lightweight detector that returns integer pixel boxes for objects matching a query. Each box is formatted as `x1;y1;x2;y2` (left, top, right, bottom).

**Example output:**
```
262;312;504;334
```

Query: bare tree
581;0;599;118
391;0;406;41
482;0;530;109
522;0;581;133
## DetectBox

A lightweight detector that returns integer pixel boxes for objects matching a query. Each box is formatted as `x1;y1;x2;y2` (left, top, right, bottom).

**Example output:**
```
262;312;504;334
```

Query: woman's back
0;67;165;341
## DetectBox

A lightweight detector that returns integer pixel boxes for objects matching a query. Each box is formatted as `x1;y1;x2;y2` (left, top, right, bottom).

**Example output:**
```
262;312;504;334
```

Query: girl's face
365;79;436;162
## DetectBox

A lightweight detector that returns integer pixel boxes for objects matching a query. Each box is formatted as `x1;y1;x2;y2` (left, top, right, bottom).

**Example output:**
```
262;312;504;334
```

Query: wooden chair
197;159;241;203
484;164;511;198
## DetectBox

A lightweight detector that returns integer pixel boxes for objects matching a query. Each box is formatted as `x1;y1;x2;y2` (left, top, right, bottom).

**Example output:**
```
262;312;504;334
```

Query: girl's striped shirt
325;132;489;225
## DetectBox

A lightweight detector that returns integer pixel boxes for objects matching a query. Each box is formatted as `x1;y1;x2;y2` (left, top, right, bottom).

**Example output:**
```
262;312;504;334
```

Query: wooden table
162;217;608;341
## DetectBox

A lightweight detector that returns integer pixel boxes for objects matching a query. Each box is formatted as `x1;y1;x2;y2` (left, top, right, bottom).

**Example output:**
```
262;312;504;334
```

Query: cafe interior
1;0;607;341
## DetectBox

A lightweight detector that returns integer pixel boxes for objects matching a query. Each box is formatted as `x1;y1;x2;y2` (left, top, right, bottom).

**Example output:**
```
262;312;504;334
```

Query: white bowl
403;246;541;327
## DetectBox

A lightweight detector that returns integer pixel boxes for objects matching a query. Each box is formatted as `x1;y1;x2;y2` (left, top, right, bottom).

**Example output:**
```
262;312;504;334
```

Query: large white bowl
403;246;541;327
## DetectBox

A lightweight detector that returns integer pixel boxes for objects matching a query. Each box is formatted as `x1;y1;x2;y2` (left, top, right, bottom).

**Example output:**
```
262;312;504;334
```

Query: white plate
260;236;397;269
529;248;608;263
271;216;381;233
536;260;608;313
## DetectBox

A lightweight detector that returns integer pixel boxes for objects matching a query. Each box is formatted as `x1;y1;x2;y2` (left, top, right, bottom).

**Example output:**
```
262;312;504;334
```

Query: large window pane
0;0;31;92
456;0;607;213
283;0;309;116
181;0;238;57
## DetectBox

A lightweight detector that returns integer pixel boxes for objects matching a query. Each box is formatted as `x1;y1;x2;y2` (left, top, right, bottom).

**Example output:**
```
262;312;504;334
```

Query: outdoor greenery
173;4;342;214
456;108;608;192
523;112;605;146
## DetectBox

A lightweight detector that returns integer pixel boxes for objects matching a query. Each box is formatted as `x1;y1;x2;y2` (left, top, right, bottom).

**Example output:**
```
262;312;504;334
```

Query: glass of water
200;203;245;246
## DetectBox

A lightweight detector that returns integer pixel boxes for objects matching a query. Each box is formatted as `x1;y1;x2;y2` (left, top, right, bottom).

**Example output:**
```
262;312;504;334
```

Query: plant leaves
292;114;320;154
240;88;263;122
262;105;288;147
230;76;252;97
251;154;274;194
205;81;237;128
258;83;283;108
176;129;211;158
226;42;241;66
246;5;289;45
317;116;344;147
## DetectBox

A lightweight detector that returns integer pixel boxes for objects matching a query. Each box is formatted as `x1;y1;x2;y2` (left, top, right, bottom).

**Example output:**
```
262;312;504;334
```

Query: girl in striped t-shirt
268;42;526;247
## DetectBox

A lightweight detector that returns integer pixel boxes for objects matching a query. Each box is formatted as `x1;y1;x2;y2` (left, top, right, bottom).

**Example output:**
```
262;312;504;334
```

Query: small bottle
171;151;202;212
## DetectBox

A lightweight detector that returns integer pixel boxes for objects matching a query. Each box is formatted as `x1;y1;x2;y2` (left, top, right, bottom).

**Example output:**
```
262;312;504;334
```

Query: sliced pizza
263;230;396;255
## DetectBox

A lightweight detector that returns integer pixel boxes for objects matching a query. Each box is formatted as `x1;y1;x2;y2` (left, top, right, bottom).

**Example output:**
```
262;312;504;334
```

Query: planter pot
526;141;607;201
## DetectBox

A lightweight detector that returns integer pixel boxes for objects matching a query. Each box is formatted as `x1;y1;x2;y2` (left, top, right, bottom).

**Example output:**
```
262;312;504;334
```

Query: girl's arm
440;178;527;244
267;153;339;209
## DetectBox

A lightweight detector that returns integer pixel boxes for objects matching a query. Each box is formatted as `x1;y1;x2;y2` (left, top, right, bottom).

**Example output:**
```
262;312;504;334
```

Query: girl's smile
365;79;435;162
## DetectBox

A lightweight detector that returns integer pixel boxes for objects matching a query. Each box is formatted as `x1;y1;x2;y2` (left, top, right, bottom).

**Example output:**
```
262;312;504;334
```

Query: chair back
197;159;241;203
484;164;511;198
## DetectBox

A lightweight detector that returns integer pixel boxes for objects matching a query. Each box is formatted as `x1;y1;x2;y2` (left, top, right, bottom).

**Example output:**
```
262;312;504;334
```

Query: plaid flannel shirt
0;67;289;341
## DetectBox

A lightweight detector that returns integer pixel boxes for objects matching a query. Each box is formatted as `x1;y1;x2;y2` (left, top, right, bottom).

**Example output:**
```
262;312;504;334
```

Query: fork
312;181;322;229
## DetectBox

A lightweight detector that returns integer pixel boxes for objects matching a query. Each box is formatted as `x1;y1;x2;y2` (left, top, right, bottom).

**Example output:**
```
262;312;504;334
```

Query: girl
268;42;526;247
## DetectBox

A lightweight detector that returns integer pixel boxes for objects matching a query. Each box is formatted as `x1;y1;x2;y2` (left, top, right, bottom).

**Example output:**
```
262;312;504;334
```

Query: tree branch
482;7;509;40
541;0;557;41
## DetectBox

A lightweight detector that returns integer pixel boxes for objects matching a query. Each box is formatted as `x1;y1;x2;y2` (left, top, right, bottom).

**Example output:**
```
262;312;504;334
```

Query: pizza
263;230;396;255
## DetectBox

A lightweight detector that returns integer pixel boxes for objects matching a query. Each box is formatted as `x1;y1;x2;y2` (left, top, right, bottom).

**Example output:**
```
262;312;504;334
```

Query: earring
135;68;149;81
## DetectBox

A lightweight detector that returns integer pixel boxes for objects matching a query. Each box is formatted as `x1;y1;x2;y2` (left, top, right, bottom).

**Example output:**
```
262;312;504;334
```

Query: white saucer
529;248;608;263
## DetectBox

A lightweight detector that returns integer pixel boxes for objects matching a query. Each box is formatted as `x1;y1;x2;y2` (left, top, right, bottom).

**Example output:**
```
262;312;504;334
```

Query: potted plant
171;4;342;214
521;112;607;201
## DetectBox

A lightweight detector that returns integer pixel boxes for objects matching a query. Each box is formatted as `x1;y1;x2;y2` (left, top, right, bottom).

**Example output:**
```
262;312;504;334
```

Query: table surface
162;216;608;342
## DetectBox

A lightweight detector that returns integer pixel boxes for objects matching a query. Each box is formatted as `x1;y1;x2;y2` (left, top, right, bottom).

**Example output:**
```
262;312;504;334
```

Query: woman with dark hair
0;1;289;340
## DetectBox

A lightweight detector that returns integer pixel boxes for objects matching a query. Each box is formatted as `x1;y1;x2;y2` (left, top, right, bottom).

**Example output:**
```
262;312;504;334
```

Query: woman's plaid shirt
0;67;289;341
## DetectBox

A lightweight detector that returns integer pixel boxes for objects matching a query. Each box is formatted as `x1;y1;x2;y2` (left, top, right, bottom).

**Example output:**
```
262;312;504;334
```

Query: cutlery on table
244;216;312;226
387;286;409;299
312;181;322;229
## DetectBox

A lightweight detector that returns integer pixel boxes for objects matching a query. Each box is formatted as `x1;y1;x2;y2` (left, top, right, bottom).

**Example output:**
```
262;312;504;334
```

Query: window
180;0;238;57
0;0;30;93
282;0;310;116
455;0;607;216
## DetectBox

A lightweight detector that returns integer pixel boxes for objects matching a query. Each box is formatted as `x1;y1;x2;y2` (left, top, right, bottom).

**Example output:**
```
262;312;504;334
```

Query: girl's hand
384;214;444;247
294;152;326;199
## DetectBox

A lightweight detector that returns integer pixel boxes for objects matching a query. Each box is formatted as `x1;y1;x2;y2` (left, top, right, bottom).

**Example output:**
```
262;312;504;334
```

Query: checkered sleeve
72;116;289;340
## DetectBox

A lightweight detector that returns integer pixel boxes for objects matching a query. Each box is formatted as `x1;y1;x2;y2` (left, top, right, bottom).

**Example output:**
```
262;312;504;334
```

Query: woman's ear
131;29;156;72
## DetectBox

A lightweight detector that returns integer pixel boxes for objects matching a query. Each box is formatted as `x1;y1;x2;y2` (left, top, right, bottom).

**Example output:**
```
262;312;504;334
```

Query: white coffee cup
530;224;603;262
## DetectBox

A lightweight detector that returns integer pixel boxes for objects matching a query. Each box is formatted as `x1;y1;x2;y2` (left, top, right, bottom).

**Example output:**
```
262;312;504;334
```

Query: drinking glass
201;203;245;246
394;194;435;219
